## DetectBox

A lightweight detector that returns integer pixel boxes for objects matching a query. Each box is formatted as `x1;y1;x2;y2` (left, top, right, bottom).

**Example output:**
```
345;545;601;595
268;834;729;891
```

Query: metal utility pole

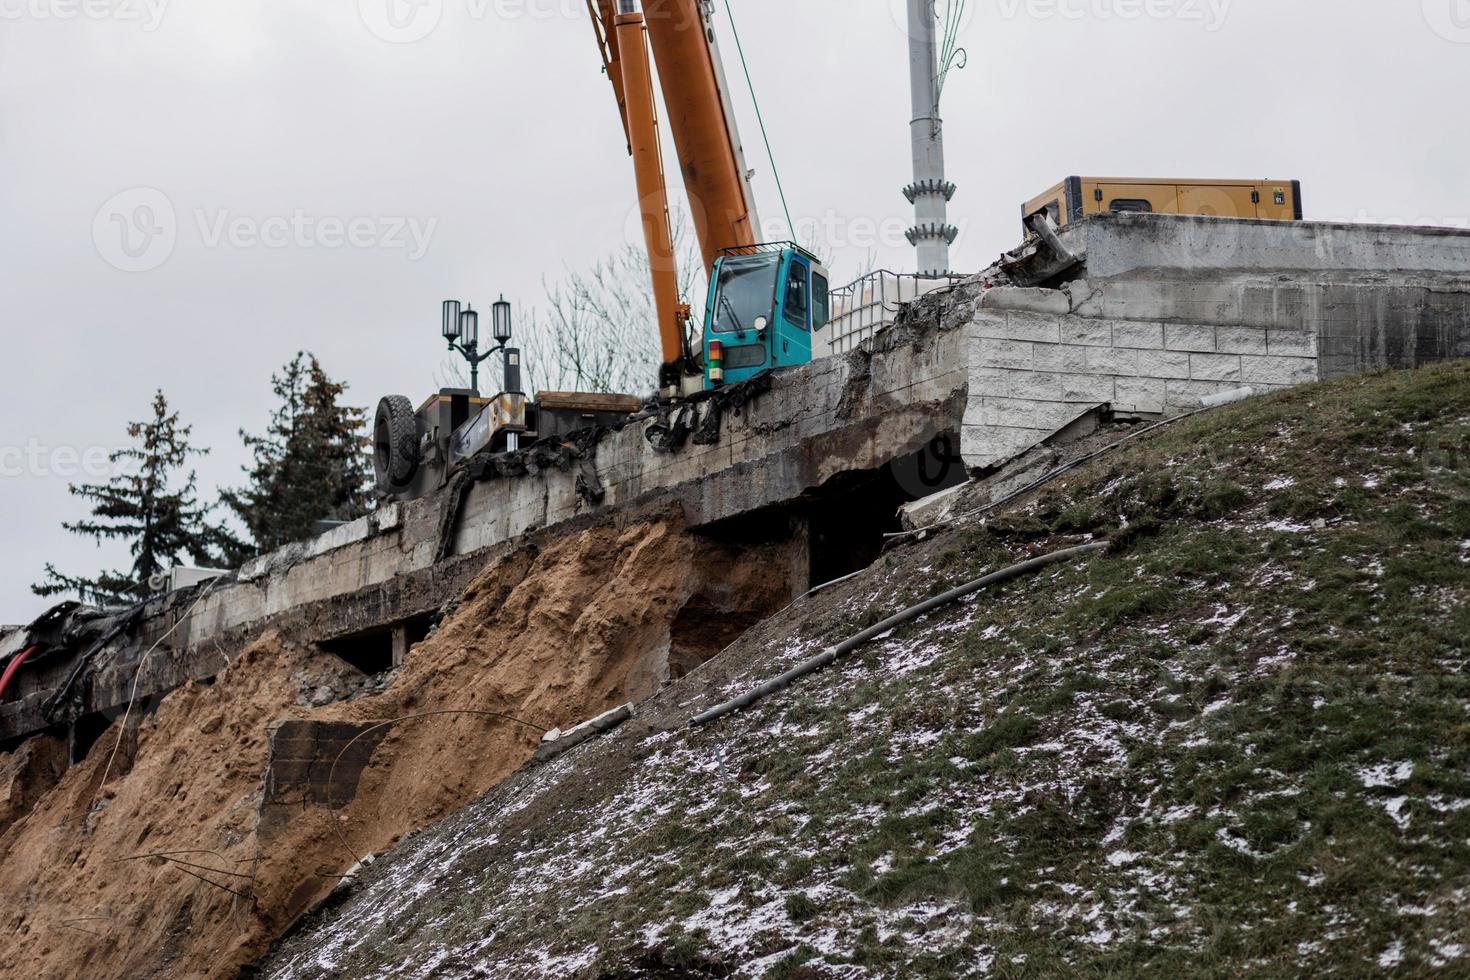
904;0;958;277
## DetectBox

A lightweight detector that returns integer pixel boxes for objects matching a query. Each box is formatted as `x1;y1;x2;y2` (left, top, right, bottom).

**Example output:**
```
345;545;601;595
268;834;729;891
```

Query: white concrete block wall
963;284;1320;469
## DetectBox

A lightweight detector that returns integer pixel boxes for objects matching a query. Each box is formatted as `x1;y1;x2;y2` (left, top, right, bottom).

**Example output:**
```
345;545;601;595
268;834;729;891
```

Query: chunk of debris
534;704;635;764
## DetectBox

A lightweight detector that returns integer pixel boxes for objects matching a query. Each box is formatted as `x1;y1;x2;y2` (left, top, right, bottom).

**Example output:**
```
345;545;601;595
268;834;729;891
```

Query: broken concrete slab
259;719;390;842
899;481;974;532
980;287;1071;316
534;704;634;765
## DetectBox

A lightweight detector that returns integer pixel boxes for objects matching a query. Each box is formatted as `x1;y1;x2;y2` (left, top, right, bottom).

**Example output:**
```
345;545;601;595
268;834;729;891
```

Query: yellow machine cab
1023;177;1303;234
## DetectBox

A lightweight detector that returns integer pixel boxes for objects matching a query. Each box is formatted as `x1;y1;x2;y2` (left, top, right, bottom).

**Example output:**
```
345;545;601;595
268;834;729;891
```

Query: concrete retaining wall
1062;212;1470;279
2;321;968;744
963;280;1317;468
962;214;1470;469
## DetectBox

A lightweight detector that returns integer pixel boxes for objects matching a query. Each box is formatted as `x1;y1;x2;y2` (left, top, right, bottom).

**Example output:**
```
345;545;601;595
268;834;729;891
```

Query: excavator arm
588;0;760;392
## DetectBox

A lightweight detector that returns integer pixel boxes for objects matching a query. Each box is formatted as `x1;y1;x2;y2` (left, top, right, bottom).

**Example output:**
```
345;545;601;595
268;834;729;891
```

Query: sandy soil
0;513;797;979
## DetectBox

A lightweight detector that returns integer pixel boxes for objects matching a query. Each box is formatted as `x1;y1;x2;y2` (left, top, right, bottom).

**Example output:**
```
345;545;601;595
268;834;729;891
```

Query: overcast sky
2;0;1467;624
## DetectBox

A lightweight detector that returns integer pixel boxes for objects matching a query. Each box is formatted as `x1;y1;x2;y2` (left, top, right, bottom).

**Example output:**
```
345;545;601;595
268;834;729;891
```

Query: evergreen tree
220;353;370;561
34;390;230;605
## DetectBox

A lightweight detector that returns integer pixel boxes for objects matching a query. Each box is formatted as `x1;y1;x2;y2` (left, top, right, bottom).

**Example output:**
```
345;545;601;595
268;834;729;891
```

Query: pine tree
34;390;231;605
220;353;370;561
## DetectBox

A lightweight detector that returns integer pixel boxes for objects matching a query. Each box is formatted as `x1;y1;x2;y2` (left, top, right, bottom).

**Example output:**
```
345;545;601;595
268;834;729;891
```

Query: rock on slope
0;518;796;979
259;361;1470;978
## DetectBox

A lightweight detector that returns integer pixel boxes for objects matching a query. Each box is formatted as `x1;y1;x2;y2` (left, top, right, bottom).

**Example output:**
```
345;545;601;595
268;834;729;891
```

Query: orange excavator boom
588;0;761;391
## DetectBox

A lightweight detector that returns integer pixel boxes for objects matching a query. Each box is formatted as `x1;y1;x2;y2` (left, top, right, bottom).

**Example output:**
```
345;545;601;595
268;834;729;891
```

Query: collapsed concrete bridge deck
3;211;1468;754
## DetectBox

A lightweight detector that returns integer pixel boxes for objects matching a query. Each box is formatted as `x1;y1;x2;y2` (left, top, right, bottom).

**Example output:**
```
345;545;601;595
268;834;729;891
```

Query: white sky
2;0;1468;623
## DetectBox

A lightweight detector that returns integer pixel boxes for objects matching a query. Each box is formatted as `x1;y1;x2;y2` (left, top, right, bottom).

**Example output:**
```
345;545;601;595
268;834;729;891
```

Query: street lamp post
443;296;515;394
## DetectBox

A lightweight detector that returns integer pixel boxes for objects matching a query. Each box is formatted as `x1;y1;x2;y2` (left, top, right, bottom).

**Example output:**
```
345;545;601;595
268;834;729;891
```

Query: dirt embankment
0;514;797;979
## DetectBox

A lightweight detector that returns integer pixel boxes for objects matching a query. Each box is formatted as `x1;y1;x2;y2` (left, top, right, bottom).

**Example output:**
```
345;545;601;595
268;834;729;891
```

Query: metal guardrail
819;270;965;356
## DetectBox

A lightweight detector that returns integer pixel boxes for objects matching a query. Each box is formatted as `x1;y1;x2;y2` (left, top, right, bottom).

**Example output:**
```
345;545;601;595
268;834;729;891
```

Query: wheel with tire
373;395;420;493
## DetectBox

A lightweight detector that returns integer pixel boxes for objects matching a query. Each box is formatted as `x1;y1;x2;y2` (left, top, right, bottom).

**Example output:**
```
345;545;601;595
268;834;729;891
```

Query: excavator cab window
813;273;829;329
709;254;780;333
783;256;810;330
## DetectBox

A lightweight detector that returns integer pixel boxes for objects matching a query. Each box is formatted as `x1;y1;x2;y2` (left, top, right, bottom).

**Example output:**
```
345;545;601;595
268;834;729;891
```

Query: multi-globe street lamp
442;296;514;394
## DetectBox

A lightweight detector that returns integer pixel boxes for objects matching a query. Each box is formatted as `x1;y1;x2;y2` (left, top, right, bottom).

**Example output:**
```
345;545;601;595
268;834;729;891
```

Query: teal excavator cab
702;243;830;388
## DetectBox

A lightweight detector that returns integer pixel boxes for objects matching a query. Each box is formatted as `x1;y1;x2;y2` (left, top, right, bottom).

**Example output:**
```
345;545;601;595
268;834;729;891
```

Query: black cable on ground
689;540;1109;727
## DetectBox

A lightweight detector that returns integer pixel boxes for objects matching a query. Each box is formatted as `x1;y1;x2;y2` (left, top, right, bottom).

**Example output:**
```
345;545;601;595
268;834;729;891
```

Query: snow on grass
1358;761;1415;789
1382;796;1412;830
260;364;1470;979
1377;939;1406;968
1430;939;1468;967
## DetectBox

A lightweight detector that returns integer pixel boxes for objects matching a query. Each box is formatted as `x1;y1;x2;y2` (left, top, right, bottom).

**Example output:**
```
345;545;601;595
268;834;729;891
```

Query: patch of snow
1259;520;1313;534
1377;940;1405;968
1358;761;1414;788
879;639;951;678
1215;827;1266;860
1264;477;1297;491
1426;795;1470;813
1200;605;1249;631
1383;796;1412;830
1430;939;1467;967
1106;850;1141;867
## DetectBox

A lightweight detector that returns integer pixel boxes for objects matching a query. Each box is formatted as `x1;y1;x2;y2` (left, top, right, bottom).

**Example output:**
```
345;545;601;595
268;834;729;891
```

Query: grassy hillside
260;362;1470;979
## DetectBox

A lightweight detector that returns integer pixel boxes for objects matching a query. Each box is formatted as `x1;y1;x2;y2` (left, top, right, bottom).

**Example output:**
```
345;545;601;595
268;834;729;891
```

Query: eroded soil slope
261;362;1470;978
0;514;796;979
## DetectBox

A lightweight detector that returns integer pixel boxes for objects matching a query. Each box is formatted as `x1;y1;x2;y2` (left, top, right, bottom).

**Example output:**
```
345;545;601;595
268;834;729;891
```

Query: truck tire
374;395;419;492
